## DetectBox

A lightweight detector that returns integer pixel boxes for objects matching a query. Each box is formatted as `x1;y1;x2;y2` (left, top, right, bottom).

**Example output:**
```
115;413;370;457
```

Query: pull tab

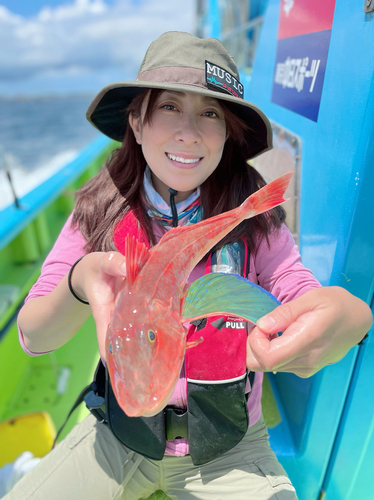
169;188;178;227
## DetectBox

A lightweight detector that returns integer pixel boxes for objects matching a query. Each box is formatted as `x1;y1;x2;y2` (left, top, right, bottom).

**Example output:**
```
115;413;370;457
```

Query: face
129;91;227;203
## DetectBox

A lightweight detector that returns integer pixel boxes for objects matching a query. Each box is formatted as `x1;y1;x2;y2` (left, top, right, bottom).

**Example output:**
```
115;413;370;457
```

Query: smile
166;153;202;164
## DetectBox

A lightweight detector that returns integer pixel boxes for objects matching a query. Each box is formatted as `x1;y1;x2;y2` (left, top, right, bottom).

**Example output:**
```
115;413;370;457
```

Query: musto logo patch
205;61;244;99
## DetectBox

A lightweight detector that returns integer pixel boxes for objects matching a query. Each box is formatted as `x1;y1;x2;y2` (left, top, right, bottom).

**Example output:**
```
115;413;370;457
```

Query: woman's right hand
70;251;127;360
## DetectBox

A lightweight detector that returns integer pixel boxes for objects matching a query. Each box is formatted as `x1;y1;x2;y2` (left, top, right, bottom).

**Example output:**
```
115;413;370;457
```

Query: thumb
256;293;318;334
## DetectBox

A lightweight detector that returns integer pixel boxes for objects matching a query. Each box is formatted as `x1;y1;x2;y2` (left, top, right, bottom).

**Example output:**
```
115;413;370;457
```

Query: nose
174;113;201;146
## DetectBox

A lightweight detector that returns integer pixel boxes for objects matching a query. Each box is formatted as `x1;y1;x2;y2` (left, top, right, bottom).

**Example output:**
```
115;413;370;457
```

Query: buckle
84;390;107;423
165;407;188;441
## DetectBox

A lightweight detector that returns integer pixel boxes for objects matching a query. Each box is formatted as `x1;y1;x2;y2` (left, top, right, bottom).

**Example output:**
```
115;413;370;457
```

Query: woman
7;32;371;500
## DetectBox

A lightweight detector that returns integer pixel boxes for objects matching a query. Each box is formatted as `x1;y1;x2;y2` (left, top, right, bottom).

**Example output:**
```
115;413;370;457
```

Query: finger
247;309;327;371
92;306;112;360
273;364;320;378
246;323;302;372
247;342;322;376
272;366;320;378
256;290;324;334
100;251;127;278
270;352;324;376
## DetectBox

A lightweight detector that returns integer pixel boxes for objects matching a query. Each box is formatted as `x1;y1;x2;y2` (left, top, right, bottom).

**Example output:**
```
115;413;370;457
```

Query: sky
0;0;196;97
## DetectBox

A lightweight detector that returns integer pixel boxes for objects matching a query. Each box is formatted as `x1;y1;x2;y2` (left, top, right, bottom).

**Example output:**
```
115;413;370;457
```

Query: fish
106;172;292;417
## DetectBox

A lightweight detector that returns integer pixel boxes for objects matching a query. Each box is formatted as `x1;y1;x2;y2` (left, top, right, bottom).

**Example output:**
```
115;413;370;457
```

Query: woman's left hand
246;286;372;377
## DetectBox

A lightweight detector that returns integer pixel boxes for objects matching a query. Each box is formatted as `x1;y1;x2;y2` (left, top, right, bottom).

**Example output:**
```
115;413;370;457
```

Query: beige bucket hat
86;31;272;160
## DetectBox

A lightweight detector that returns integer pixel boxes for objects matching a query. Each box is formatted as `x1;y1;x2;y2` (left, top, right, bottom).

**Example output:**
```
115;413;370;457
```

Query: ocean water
0;95;101;210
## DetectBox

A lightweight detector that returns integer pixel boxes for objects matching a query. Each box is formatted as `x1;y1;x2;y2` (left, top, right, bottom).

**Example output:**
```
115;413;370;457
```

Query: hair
72;89;286;255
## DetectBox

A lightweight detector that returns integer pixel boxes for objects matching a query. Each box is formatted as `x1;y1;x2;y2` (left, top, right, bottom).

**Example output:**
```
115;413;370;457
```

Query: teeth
167;153;200;164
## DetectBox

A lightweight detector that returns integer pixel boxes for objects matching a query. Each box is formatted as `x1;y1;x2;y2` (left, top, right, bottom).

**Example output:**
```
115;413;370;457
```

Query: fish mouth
123;388;173;417
128;406;163;418
114;378;178;418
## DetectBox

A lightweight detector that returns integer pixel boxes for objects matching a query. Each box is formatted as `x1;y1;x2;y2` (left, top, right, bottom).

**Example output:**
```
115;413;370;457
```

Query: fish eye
148;330;156;343
109;343;113;354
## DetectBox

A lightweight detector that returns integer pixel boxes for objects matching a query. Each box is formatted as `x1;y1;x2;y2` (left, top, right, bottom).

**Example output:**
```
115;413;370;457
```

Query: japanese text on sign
274;57;320;93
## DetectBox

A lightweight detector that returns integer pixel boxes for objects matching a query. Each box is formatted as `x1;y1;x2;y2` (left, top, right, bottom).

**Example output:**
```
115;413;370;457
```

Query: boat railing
0;136;115;336
220;16;264;72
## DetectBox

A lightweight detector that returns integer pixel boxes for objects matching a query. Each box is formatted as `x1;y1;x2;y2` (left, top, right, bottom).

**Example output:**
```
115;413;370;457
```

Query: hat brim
86;80;273;160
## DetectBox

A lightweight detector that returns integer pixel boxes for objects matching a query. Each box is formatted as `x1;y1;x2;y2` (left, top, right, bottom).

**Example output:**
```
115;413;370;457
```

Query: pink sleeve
19;213;87;355
250;224;322;303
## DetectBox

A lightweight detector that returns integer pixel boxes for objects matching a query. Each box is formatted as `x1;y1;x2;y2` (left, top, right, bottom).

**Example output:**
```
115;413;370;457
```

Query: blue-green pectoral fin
181;273;280;324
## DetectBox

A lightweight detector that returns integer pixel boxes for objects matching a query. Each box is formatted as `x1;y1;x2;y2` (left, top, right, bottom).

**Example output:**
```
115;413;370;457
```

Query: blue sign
271;30;332;121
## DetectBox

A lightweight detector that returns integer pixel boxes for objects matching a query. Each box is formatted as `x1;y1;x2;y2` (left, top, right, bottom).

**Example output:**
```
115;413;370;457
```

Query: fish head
106;291;186;418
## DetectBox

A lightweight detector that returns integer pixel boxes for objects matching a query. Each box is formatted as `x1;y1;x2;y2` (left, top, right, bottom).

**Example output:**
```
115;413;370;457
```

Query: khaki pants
5;414;297;500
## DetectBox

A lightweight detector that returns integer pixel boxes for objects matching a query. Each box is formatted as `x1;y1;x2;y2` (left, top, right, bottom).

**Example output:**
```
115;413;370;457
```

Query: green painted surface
0;141;116;431
0;315;99;439
262;372;282;428
0;143;115;331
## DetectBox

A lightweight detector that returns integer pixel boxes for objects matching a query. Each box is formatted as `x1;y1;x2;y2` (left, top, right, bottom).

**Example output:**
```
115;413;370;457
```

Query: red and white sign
278;0;336;39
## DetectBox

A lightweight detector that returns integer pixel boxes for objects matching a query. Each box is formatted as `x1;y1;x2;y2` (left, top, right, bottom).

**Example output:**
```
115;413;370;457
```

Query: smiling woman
4;30;371;500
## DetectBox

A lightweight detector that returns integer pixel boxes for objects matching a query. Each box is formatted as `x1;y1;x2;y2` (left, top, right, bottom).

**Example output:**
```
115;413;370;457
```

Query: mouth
166;153;202;166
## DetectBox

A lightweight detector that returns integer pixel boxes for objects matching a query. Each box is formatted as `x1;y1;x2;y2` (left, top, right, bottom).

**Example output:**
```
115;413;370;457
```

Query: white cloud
38;0;107;22
0;5;21;23
0;0;196;95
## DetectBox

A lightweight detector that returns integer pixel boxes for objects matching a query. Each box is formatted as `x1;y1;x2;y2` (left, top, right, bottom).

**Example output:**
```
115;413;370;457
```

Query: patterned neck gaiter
143;166;201;228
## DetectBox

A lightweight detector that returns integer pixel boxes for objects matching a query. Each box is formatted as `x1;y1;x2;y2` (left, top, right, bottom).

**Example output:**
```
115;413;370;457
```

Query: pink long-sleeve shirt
19;214;321;456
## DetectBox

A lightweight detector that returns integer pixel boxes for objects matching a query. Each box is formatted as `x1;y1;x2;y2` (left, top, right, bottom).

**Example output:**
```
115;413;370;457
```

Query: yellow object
0;412;56;467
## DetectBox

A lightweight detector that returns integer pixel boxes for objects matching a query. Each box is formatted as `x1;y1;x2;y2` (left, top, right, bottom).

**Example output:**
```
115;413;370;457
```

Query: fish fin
180;284;190;312
125;235;150;286
241;172;293;219
186;337;204;349
181;273;280;325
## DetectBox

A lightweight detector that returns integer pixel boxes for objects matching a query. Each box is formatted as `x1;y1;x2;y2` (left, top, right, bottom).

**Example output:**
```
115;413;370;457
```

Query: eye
202;110;219;118
109;343;113;354
161;104;177;111
148;330;156;343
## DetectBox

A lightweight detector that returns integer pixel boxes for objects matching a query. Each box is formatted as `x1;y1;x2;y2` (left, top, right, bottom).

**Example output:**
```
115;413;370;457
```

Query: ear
129;113;142;145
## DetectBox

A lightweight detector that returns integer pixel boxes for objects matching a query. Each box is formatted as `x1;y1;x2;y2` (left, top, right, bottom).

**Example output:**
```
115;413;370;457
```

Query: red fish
106;172;292;417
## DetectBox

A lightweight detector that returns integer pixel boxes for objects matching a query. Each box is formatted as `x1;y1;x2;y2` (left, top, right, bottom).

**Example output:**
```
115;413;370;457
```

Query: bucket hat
86;31;272;160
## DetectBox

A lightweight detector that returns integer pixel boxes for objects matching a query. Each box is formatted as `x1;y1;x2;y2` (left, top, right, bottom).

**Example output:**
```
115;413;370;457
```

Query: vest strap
84;389;106;423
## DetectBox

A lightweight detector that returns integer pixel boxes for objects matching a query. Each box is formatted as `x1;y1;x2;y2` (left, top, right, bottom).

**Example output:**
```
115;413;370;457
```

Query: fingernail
257;315;276;331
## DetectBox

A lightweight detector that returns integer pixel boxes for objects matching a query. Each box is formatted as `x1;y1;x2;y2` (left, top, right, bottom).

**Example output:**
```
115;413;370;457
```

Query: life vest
89;211;255;466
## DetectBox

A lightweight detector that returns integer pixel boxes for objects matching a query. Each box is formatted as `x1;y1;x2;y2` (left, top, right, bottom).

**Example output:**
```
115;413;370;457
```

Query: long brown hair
72;89;285;254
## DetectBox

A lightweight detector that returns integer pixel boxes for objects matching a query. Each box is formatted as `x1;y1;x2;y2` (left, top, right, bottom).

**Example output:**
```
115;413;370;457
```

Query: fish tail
241;172;293;219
